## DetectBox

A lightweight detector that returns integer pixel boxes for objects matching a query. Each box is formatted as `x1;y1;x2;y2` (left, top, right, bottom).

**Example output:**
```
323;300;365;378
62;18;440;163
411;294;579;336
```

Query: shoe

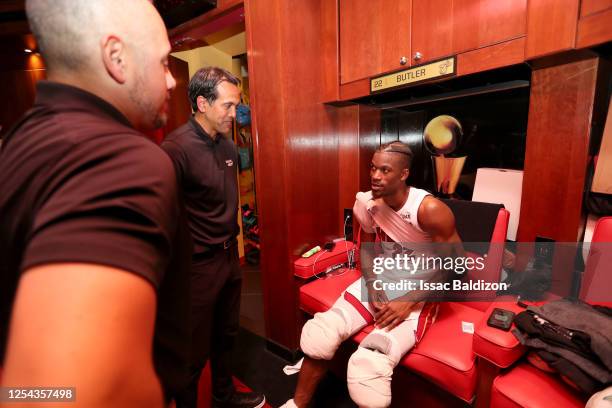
212;391;266;408
279;399;298;408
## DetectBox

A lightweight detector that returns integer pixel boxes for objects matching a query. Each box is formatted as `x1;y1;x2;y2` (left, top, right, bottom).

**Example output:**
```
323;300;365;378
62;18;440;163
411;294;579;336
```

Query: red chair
482;217;612;408
298;200;510;407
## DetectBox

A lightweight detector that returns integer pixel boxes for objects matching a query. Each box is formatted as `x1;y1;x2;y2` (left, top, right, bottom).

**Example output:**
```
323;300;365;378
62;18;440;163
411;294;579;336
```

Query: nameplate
370;57;456;93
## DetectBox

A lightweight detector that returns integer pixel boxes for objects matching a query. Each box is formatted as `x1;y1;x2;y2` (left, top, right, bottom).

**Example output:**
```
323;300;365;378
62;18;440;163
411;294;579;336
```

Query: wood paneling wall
592;99;612;194
517;56;602;243
0;52;45;139
336;105;383;236
337;105;360;232
164;56;191;135
245;0;356;349
358;106;382;193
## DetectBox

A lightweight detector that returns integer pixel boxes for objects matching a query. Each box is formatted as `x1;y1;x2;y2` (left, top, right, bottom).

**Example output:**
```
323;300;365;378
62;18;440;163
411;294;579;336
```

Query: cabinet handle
414;52;423;61
400;56;408;65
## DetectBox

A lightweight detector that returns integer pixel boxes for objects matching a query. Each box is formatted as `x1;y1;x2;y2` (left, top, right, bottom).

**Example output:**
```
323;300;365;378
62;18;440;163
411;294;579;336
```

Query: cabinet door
526;0;580;59
581;0;612;17
412;0;526;64
453;0;527;54
412;0;454;64
340;0;411;84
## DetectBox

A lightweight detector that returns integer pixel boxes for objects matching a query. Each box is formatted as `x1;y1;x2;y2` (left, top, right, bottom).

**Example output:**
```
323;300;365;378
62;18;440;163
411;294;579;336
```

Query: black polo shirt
161;117;239;254
0;81;190;400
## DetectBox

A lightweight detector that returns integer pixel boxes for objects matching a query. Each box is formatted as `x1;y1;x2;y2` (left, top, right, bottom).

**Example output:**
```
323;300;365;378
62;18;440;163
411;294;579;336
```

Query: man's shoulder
418;195;449;217
126;137;173;167
161;122;195;156
79;125;168;159
42;108;162;160
163;121;194;144
67;131;175;193
2;110;172;182
417;195;455;235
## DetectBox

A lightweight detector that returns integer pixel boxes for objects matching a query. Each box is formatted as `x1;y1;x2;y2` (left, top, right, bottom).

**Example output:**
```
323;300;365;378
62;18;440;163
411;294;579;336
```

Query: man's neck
47;71;132;124
383;186;410;212
194;114;218;139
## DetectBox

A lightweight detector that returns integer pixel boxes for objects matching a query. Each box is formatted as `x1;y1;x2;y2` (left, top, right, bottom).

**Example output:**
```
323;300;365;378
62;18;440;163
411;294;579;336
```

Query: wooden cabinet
580;0;612;17
453;0;527;53
526;0;580;59
340;0;526;84
339;0;411;84
411;0;453;64
577;0;612;49
412;0;526;64
518;57;601;242
337;0;528;99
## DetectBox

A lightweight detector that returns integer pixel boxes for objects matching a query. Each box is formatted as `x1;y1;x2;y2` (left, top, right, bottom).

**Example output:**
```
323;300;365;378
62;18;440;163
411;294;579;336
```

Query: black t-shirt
161;117;239;254
0;81;190;399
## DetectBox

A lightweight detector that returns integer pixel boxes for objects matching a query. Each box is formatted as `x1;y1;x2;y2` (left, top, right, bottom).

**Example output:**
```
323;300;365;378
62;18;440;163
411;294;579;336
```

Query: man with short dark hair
0;1;190;407
282;141;463;408
162;67;265;408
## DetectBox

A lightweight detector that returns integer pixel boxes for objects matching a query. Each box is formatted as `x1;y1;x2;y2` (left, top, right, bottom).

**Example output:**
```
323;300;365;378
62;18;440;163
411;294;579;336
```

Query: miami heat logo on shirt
400;211;411;221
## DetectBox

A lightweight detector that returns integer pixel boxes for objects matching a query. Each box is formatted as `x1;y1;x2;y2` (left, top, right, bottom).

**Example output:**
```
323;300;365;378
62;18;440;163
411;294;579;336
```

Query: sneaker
279;399;298;408
212;391;266;408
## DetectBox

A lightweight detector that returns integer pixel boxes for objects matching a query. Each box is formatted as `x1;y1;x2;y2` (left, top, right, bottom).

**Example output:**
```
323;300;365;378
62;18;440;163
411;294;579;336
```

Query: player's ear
401;169;409;181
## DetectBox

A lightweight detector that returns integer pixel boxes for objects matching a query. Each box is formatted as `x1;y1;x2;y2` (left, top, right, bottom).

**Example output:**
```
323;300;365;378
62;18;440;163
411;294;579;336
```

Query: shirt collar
35;81;132;128
189;116;221;146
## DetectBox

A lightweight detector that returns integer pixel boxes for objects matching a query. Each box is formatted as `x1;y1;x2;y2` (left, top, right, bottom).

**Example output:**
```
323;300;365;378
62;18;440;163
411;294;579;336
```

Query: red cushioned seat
580;217;612;303
298;268;360;315
356;302;484;403
401;302;481;402
473;301;526;368
300;274;482;402
490;363;586;408
486;217;612;408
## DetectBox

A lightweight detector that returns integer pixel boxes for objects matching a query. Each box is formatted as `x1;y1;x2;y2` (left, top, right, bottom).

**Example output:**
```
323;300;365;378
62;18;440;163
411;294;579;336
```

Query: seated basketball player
282;141;463;408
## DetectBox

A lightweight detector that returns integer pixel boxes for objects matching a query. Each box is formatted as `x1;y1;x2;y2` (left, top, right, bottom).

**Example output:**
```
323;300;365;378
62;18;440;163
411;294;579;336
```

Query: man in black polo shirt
0;1;190;407
162;67;265;408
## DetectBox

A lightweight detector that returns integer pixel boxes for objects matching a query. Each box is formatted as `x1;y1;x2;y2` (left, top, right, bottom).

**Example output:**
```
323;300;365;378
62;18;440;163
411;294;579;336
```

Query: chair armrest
491;208;510;243
473;300;526;368
293;240;355;279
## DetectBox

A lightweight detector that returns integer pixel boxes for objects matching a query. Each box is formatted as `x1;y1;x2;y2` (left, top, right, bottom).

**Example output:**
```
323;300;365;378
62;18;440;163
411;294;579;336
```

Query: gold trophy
423;115;466;196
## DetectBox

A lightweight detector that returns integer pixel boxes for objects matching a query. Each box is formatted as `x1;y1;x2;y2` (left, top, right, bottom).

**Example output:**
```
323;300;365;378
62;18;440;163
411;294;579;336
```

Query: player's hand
367;284;388;312
375;301;417;331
